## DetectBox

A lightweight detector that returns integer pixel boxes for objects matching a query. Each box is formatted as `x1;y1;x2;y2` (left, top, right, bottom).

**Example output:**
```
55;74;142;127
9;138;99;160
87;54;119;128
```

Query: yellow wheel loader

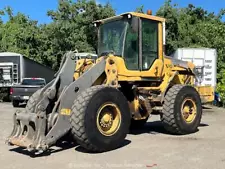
6;11;214;153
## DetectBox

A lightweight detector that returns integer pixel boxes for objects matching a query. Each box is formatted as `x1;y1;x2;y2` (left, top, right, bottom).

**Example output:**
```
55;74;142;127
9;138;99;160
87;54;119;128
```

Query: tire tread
25;89;41;112
161;85;185;134
70;85;106;152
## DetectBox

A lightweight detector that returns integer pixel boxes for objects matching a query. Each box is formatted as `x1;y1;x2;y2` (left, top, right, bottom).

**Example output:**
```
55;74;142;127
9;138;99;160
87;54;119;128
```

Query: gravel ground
0;102;225;169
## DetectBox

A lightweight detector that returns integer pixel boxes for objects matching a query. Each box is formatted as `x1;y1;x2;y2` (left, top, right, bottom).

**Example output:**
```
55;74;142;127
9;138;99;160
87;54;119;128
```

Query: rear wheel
12;100;19;107
161;85;202;134
70;85;131;152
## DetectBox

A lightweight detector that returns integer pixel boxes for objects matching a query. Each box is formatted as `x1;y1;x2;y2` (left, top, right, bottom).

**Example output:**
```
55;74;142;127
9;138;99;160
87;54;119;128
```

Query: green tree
0;0;115;70
0;7;44;63
45;0;115;69
156;0;180;55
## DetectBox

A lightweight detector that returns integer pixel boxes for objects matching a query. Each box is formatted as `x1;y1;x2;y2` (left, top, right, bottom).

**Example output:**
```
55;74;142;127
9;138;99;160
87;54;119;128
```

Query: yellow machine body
74;12;214;117
6;11;215;154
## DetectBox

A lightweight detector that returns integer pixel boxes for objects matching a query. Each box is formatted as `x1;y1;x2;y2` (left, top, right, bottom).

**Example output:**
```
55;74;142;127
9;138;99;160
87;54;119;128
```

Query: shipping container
171;48;217;88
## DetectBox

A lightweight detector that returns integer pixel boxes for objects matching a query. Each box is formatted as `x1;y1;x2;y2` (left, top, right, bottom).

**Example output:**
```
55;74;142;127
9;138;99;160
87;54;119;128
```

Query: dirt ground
0;102;225;169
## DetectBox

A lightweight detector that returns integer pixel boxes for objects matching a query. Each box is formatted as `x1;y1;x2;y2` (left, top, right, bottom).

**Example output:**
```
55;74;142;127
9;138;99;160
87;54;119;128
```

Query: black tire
25;89;41;113
70;85;131;152
12;100;19;107
161;85;202;135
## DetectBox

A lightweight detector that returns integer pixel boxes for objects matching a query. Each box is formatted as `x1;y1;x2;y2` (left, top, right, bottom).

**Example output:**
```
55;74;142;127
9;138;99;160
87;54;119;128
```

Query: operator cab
94;11;166;72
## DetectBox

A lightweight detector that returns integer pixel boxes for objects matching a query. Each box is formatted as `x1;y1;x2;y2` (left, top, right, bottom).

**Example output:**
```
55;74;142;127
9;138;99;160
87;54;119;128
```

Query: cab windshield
98;19;128;56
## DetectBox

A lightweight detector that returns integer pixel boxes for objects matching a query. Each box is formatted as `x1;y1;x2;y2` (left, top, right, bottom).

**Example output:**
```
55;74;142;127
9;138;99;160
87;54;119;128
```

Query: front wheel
70;85;131;152
161;85;202;135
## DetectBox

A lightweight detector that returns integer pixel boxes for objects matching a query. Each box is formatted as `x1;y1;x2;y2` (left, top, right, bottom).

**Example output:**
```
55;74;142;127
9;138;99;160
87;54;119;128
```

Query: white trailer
171;48;217;89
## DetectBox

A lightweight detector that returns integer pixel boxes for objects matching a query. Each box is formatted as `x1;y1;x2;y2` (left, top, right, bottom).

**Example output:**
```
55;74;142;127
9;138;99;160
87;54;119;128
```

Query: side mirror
131;17;139;33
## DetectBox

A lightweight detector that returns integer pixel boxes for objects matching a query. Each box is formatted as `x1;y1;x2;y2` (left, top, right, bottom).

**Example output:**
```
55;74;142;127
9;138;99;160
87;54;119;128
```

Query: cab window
123;23;139;70
142;19;158;70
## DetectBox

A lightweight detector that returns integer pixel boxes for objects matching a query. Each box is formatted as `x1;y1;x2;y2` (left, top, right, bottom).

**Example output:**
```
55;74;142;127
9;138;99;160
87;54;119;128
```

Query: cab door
121;17;163;80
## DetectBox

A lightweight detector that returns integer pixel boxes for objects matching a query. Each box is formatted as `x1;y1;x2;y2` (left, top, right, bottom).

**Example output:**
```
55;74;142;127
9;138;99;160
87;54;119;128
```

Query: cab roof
94;12;166;24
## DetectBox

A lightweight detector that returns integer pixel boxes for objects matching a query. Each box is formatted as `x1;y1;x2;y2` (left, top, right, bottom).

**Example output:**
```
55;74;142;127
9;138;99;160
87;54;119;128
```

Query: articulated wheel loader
6;11;214;153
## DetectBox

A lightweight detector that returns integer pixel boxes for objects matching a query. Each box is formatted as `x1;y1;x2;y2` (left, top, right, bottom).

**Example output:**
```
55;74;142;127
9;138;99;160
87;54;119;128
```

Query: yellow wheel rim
181;98;197;123
96;103;121;136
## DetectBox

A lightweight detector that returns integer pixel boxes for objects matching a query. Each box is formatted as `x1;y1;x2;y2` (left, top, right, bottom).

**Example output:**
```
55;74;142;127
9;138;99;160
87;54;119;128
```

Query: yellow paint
60;109;71;116
158;22;163;60
128;97;140;114
73;58;95;80
105;56;118;87
128;97;150;120
127;12;166;22
196;86;215;103
106;54;197;96
96;103;121;136
94;12;166;24
181;98;197;123
73;11;214;117
108;57;164;80
103;113;111;123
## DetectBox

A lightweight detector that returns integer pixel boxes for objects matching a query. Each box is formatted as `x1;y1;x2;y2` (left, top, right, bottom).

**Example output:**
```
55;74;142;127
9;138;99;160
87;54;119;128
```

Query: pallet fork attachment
6;51;106;153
